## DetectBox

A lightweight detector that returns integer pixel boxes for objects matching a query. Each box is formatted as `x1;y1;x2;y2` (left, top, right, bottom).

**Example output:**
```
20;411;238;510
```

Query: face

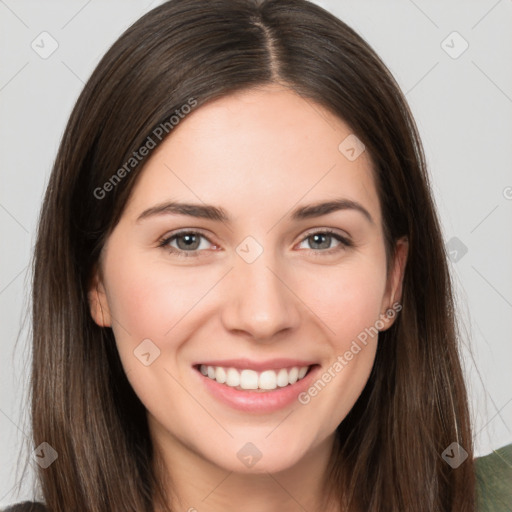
89;84;407;477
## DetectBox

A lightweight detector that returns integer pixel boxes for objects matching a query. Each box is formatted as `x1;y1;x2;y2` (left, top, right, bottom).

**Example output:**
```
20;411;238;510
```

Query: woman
5;0;506;510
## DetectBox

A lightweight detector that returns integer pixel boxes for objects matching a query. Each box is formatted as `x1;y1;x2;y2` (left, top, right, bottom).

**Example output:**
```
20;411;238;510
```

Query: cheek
296;256;388;347
101;252;208;413
290;254;386;427
102;249;224;373
101;253;172;364
104;242;204;330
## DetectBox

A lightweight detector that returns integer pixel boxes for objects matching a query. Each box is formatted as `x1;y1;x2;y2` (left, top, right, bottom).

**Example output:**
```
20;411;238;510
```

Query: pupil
311;233;330;249
178;234;199;250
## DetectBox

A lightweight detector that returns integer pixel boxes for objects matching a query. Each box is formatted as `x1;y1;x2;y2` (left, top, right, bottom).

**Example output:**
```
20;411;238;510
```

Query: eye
296;229;352;254
158;230;217;258
158;228;352;258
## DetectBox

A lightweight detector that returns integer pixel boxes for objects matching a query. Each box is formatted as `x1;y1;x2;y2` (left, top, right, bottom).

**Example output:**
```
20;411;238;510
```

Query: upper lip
194;358;318;372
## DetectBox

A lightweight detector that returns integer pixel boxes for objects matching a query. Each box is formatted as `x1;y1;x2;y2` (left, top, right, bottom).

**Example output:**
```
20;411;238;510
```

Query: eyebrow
136;198;374;225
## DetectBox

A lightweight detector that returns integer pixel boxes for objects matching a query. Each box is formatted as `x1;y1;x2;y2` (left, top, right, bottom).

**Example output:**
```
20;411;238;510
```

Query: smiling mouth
194;364;317;392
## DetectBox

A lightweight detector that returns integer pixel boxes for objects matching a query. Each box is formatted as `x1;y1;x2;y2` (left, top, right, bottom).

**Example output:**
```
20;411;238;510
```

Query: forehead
123;84;381;226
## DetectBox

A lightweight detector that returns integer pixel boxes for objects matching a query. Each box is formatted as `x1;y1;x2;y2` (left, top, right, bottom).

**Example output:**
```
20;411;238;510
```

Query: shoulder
475;443;512;511
2;502;47;512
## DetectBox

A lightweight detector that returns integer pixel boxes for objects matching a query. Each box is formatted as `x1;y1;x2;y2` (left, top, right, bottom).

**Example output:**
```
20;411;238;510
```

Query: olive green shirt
475;443;512;511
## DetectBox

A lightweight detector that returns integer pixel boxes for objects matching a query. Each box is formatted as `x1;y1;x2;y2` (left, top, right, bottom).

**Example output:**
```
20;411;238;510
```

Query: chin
202;437;313;475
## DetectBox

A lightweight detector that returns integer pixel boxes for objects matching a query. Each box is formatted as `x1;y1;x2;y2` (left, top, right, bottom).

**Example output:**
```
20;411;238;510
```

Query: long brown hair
24;0;475;510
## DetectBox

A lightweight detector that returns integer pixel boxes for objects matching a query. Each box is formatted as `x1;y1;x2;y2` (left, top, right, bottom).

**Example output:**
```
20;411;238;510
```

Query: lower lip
194;365;320;413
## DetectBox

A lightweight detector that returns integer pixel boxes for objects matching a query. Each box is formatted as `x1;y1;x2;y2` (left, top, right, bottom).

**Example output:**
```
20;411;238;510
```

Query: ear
379;236;408;331
88;265;112;327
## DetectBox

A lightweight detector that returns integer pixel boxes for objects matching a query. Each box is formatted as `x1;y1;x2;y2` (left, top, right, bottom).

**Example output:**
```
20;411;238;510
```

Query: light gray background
1;0;511;505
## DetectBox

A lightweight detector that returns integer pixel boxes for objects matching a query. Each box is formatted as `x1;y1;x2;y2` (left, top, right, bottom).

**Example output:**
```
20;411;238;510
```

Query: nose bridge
221;239;300;340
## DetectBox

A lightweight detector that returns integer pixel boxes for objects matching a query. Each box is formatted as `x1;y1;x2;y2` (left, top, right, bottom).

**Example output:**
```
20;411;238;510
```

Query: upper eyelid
159;229;213;247
160;227;351;249
300;227;350;240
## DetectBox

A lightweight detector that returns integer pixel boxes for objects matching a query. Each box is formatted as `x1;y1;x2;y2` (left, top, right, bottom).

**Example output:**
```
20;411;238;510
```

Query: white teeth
288;367;299;384
198;364;311;390
276;368;289;387
259;370;277;390
226;368;240;387
240;369;259;390
215;366;227;384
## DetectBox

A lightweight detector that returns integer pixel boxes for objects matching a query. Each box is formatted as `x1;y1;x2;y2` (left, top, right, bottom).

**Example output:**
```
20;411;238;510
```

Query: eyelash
157;228;353;258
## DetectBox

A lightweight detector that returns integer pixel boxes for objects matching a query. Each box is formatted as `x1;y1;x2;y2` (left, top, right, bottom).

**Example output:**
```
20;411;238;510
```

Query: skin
89;84;408;512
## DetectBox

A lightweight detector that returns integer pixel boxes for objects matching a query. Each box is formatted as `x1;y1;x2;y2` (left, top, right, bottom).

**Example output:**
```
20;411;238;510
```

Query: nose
220;251;301;342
